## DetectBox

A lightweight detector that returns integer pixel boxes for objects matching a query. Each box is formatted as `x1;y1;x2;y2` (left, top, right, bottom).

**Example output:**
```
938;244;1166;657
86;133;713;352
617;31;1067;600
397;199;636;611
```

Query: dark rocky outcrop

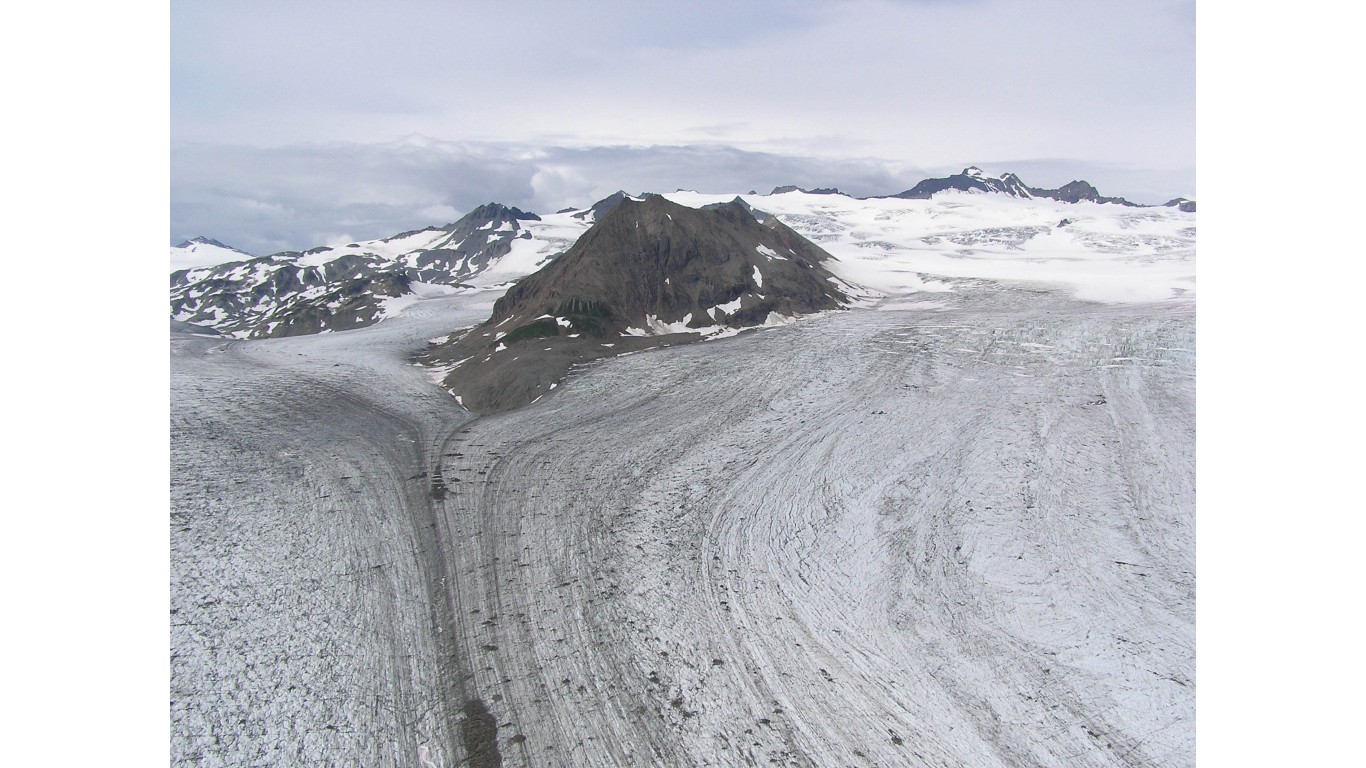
420;195;850;414
890;167;1140;206
770;185;846;196
572;190;633;221
1029;179;1138;206
891;167;1023;199
1164;197;1197;213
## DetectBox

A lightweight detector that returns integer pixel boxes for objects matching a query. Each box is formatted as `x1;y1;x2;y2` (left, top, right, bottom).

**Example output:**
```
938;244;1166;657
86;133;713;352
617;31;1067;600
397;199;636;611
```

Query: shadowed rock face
491;196;843;330
420;195;850;414
572;190;631;221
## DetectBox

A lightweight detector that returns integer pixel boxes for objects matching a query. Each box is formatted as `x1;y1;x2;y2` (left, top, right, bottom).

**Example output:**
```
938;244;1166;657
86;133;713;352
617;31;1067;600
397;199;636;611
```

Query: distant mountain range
886;166;1140;205
762;167;1195;211
170;167;1194;344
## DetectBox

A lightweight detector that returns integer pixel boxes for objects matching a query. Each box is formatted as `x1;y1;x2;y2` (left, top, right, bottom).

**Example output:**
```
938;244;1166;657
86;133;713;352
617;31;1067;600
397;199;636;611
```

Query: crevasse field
171;190;1195;767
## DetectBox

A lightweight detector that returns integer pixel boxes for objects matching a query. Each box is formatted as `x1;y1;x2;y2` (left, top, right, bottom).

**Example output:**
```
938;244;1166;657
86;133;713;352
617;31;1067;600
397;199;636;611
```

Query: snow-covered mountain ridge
170;176;1193;339
667;187;1195;305
170;236;255;273
169;202;604;339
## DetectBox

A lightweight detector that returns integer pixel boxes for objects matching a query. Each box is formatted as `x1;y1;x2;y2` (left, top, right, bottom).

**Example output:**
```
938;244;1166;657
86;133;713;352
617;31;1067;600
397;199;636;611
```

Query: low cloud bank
172;139;1191;255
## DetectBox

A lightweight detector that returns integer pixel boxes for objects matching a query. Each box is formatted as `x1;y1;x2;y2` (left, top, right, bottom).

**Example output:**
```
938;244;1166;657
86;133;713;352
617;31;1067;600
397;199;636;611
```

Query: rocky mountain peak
175;236;237;249
459;202;541;227
420;194;851;413
573;190;633;221
889;167;1140;207
1051;180;1100;202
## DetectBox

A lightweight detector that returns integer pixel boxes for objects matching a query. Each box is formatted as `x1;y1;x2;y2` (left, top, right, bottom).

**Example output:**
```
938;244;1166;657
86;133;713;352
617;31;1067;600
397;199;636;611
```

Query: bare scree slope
419;195;852;413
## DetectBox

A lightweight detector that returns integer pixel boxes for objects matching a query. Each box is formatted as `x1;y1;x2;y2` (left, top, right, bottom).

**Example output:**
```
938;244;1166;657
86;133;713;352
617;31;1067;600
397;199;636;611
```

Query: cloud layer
171;0;1194;254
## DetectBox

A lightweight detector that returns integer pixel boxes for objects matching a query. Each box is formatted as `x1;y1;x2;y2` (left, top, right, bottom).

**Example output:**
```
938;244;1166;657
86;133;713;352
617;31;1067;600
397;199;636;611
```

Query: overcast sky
171;0;1195;254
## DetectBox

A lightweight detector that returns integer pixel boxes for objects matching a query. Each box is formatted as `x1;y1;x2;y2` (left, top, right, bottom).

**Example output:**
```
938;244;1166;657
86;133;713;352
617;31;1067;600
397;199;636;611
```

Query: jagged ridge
169;203;546;339
889;166;1143;206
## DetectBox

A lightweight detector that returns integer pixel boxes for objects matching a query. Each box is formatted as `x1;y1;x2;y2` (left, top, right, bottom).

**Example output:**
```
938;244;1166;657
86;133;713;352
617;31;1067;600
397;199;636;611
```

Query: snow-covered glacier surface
171;278;1194;766
666;189;1196;305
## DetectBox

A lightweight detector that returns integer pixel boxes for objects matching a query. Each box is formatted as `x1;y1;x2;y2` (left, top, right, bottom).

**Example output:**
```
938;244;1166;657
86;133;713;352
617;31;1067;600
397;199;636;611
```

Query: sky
171;0;1195;254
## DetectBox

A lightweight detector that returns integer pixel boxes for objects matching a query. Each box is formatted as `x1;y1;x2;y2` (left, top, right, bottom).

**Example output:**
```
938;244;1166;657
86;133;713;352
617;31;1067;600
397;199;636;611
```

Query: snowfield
667;190;1195;304
171;192;1194;767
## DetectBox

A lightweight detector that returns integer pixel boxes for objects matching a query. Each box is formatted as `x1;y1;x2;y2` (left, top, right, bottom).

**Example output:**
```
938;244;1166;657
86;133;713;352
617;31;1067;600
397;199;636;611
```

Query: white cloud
172;0;1192;171
416;204;460;223
529;165;596;210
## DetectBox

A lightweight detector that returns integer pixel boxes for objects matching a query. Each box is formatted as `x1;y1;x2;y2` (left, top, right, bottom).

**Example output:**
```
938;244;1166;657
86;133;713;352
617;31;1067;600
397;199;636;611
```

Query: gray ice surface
171;285;1194;767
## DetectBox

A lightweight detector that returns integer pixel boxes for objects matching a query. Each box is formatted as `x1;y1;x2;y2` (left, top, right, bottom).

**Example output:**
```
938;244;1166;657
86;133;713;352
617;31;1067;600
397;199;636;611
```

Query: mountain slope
419;195;852;413
170;237;255;272
169;203;586;339
665;187;1195;304
770;185;845;195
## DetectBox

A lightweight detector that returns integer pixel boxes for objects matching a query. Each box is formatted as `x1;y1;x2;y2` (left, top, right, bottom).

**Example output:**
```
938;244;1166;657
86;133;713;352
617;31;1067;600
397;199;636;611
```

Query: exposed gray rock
770;185;845;195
